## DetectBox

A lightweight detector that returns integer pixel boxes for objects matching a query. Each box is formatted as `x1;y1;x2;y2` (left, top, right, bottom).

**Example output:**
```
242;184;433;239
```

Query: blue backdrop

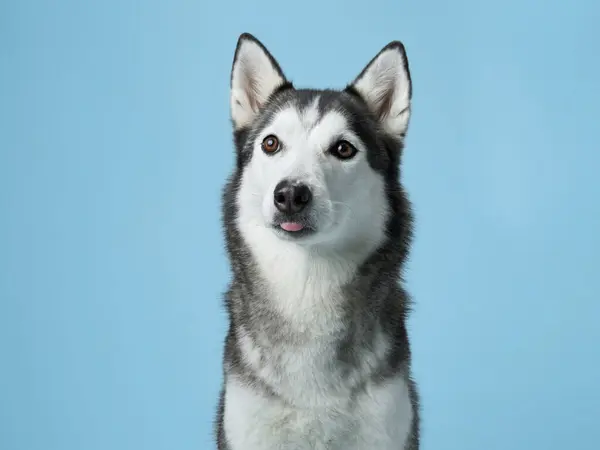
1;1;599;449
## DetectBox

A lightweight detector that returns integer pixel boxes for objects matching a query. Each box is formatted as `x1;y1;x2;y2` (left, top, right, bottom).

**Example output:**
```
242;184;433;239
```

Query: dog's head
229;33;412;253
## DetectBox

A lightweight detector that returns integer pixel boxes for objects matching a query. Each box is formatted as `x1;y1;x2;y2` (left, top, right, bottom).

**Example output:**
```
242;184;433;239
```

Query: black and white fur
215;33;419;449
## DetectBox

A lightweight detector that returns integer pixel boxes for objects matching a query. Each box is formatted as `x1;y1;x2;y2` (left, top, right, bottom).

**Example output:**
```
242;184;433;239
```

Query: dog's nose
273;180;313;214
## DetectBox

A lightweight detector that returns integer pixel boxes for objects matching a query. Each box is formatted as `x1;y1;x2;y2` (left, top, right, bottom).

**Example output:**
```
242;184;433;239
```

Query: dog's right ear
230;33;289;130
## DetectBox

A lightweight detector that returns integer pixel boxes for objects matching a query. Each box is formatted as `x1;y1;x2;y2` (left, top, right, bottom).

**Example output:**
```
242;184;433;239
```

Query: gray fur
215;33;419;449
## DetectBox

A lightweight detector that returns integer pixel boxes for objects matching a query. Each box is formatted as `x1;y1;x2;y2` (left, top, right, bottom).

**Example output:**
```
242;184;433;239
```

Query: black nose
273;180;313;214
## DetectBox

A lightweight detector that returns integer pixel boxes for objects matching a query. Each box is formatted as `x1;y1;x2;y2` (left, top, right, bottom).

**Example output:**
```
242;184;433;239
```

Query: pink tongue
280;222;304;232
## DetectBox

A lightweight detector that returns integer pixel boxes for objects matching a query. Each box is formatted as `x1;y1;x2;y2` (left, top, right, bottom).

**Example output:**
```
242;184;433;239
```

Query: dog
215;33;419;450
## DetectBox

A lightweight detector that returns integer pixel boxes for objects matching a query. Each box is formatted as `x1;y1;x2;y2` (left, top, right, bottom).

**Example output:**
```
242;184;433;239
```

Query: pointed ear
230;33;289;130
347;41;412;139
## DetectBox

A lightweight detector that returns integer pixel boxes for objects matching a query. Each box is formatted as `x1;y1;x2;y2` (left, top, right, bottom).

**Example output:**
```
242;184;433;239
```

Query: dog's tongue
280;222;304;232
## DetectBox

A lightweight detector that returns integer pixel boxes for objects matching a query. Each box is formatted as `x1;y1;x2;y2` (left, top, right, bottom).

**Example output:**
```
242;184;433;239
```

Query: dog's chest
223;373;413;450
238;322;391;406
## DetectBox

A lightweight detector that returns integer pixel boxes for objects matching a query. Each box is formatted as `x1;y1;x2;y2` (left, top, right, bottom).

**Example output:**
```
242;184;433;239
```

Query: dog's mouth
274;226;316;239
271;216;316;239
279;222;305;232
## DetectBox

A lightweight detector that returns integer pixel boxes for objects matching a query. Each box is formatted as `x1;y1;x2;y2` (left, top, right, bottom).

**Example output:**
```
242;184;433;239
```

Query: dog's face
229;34;412;252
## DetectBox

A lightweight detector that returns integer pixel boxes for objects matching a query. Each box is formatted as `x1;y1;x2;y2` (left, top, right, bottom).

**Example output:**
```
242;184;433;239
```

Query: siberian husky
215;33;419;450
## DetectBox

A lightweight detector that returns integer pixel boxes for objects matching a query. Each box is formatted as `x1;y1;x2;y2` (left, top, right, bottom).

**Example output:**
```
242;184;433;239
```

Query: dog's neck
238;226;397;336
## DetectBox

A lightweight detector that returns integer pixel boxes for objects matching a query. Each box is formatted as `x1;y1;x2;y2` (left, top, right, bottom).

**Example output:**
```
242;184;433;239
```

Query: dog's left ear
230;33;289;130
347;42;412;139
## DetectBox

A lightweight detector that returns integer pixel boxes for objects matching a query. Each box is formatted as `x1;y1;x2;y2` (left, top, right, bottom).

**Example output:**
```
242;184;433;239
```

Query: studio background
1;0;599;449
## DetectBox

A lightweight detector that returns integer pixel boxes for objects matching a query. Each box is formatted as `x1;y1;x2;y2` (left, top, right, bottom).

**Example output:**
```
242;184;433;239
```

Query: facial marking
301;97;321;132
310;110;363;157
237;92;389;253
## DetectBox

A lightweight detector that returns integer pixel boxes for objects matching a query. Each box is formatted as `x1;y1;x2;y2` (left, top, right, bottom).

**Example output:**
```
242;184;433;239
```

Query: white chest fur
237;322;392;408
223;373;413;450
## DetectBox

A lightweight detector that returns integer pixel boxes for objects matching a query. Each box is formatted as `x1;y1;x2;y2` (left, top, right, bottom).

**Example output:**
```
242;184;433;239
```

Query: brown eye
330;140;357;160
261;135;280;154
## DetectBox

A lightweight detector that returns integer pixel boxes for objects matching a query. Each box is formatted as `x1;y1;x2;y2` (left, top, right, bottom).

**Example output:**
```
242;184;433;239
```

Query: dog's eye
330;140;357;160
261;135;280;154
